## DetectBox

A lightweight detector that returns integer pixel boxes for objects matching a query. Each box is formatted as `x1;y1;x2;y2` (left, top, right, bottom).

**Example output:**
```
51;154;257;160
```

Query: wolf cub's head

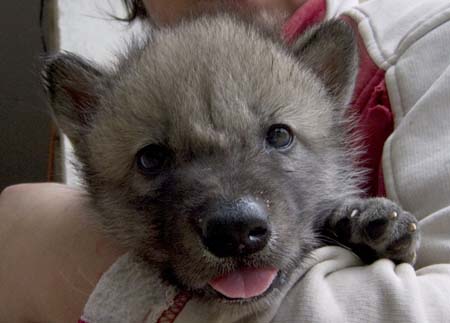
44;15;357;301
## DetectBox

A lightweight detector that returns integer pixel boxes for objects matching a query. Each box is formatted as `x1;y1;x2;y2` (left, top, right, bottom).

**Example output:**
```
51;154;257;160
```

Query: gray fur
43;13;419;303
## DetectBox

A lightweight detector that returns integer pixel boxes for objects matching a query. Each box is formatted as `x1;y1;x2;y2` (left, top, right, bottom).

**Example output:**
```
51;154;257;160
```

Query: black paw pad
364;218;389;241
335;217;352;242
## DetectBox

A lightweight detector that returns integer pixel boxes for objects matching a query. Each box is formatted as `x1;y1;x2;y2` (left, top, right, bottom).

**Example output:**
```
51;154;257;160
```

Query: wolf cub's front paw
330;198;420;264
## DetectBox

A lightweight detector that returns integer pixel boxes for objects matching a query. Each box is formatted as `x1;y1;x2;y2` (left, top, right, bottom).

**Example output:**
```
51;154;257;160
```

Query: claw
389;211;398;219
411;252;417;264
408;223;417;233
350;209;359;218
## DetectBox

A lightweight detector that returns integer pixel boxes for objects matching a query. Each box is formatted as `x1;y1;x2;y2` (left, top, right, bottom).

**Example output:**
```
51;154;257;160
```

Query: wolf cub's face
44;16;357;301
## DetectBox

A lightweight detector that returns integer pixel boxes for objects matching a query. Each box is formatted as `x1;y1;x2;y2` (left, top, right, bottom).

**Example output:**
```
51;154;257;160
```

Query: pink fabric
283;0;327;43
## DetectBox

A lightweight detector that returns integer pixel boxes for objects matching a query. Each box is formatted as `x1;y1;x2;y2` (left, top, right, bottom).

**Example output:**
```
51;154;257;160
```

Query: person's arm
0;183;125;323
270;246;450;323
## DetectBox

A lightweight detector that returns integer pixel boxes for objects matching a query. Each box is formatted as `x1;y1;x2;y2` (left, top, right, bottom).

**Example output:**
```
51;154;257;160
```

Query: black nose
201;198;271;258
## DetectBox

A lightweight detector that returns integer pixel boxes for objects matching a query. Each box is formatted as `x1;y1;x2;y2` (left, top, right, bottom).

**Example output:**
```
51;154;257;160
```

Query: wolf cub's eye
136;144;172;175
266;124;294;150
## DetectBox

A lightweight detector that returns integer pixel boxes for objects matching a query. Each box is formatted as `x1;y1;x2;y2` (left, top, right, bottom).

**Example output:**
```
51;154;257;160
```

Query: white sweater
81;0;450;322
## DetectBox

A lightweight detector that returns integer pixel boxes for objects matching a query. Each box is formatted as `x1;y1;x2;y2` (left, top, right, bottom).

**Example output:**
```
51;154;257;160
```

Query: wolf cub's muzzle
200;197;271;258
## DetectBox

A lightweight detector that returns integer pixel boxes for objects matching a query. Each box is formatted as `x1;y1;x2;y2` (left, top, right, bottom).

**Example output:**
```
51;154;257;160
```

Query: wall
0;2;54;189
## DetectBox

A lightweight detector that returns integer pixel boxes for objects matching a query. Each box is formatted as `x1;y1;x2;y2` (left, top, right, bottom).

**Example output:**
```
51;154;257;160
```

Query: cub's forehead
92;17;335;153
99;65;331;152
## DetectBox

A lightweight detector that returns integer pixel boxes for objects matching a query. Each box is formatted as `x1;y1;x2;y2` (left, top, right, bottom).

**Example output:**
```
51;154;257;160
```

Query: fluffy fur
43;13;419;303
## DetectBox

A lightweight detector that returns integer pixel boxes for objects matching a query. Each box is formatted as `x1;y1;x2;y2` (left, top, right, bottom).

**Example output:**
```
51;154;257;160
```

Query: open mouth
209;267;279;299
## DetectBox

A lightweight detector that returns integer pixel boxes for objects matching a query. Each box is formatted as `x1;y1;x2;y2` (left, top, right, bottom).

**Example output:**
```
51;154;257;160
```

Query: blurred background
0;0;141;190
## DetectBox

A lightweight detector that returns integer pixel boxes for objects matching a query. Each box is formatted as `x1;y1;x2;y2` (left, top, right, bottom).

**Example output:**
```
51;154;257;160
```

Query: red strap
155;292;191;323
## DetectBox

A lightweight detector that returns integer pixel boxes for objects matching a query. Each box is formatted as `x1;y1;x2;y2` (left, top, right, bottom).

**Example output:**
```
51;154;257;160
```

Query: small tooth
389;211;398;219
408;223;417;233
350;209;359;218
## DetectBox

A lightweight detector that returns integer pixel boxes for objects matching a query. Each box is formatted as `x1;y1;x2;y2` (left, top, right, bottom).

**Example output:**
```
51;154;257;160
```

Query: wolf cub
43;13;419;301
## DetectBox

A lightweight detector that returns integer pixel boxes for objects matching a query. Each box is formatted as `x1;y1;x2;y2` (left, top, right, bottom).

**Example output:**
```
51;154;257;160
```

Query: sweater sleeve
272;247;450;323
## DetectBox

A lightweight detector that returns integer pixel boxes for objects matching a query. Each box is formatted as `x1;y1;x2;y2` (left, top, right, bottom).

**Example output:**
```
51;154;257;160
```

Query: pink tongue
209;268;278;299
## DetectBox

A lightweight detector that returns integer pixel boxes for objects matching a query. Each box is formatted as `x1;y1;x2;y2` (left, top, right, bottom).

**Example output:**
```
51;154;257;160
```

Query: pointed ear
42;52;105;143
290;20;358;106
